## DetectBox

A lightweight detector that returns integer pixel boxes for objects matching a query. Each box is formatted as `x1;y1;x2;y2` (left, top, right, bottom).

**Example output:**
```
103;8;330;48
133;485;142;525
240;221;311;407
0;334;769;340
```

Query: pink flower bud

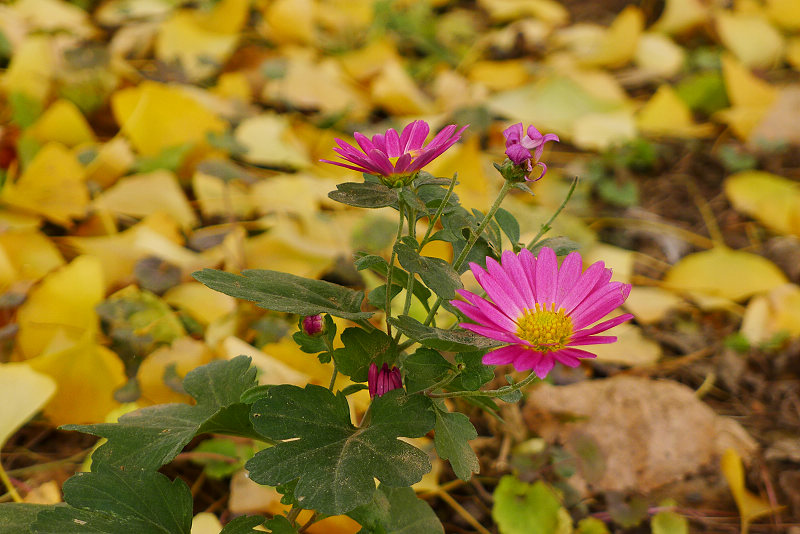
301;314;324;336
368;362;403;399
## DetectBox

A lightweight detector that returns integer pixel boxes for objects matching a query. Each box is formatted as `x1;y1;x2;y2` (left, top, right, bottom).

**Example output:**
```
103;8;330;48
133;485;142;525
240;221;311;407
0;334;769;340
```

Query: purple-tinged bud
368;362;403;399
501;122;559;182
301;314;324;336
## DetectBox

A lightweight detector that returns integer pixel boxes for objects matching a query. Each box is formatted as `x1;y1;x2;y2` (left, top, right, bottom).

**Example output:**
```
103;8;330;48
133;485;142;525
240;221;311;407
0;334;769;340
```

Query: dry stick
435;489;493;534
680;174;726;246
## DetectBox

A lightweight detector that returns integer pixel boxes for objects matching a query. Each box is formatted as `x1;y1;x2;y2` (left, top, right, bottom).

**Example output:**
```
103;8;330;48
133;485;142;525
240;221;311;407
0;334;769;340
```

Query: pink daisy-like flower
450;247;634;379
503;123;559;180
321;120;468;186
368;362;403;399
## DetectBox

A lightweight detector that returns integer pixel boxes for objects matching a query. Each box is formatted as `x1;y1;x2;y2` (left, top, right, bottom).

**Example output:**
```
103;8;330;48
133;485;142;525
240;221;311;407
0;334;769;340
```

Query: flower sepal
494;158;533;184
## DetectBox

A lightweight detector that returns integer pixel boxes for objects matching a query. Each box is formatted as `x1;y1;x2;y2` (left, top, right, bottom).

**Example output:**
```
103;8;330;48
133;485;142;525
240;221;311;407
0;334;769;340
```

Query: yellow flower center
515;303;573;352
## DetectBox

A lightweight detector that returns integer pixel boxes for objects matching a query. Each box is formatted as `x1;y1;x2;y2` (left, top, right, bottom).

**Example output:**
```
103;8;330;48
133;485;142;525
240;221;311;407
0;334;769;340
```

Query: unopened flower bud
368;362;403;399
301;314;324;336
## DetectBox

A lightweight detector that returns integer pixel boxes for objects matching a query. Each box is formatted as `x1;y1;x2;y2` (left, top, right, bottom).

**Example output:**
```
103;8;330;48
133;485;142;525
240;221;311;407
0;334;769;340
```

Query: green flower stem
395;206;418;343
385;198;406;337
525;176;578;251
328;365;338;391
421;180;515;327
427;370;539;399
286;504;303;526
0;461;22;503
424;370;458;394
419;174;458;248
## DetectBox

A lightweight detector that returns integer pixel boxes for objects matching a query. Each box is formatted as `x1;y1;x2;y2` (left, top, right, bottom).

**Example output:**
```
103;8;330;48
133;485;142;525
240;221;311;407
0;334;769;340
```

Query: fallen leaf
83;137;136;188
740;283;800;344
2;142;89;227
221;336;309;386
724;170;800;237
22;481;62;505
27;99;95;147
260;0;315;45
749;87;800;148
524;376;757;493
715;9;784;69
190;513;221;534
579;6;644;68
370;60;434;116
634;33;686;79
163;282;237;325
477;0;570;25
623;286;685;324
765;0;800;30
12;0;94;37
721;448;784;533
715;54;778;140
664;247;788;302
651;0;708;34
0;363;56;446
234;113;310;169
0;35;53;104
426;136;492;211
16;255;104;359
0;229;64;289
589;317;662;367
637;85;715;138
138;337;214;405
93;169;199;229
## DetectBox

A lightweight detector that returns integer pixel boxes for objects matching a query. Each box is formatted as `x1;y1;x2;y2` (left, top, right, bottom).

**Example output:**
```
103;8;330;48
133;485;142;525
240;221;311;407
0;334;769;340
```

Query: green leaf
329;182;398;208
433;403;479;481
193;269;372;321
528;237;580;257
354;253;431;309
395;243;463;300
450;351;494;391
191;438;253;479
399;187;428;215
132;143;193;174
389;315;503;352
675;71;729;114
332;327;398;382
492;476;572;534
651;501;688;534
0;503;57;534
261;516;297;534
9;92;43;128
576;517;610;534
63;356;260;470
495;208;521;247
246;386;434;515
32;465;192;534
220;516;269;534
402;348;453;394
348;484;443;534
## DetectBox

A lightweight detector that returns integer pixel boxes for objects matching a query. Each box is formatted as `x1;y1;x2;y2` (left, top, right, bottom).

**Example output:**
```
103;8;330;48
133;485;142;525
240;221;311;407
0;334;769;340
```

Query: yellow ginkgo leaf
251;174;337;220
624;286;685;324
572;109;637;151
0;229;64;289
477;0;569;25
468;60;531;91
2;142;89;227
637;85;715;138
138;337;214;405
163;282;236;326
16;255;104;359
634;33;686;78
589;319;662;367
234;114;310;169
715;10;784;69
83;137;136;189
93;170;199;229
338;39;401;82
191;0;249;33
664;247;788;302
651;0;708;34
765;0;800;31
741;283;800;344
724;170;800;237
261;0;315;44
0;35;53;104
787;37;800;70
111;81;227;157
222;336;309;386
28;99;95;147
191;513;222;534
13;0;94;37
0;363;56;447
155;11;240;82
579;6;644;68
193;171;253;219
28;336;126;425
721;448;783;533
211;72;252;102
715;54;778;140
371;60;434;116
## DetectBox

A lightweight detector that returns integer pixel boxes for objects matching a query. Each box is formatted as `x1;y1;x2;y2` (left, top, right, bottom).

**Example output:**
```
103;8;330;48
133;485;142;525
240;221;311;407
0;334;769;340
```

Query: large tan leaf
724;170;800;237
13;0;94;37
371;60;434;116
163;282;236;326
0;363;56;447
93;170;199;229
766;0;800;30
83;137;136;188
426;136;491;211
2;142;89;227
477;0;569;25
138;337;214;405
664;247;788;302
111;81;227;157
260;0;315;45
634;32;685;78
16;255;104;359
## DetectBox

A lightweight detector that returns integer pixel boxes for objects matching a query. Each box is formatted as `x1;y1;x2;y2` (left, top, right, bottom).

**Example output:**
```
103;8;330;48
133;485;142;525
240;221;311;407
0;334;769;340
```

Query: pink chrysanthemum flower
321;120;468;186
450;247;634;379
368;362;403;399
503;123;559;180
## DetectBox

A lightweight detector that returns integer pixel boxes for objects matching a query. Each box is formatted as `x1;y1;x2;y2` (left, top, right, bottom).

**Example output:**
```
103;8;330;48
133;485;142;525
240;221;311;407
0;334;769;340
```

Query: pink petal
558;347;598;360
552;349;581;367
560;261;606;314
501;249;535;305
512;349;545;372
555;252;582;309
570;283;631;329
532;355;555;378
385;128;401;157
518;248;538;302
485;256;528;311
394;153;413;173
318;159;373;174
503;123;523;144
353;132;375;154
473;264;523;318
483;345;525;365
571;313;634;339
451;299;516;333
401;120;429;152
367;148;396;176
534;247;558;306
567;335;617;346
371;133;387;154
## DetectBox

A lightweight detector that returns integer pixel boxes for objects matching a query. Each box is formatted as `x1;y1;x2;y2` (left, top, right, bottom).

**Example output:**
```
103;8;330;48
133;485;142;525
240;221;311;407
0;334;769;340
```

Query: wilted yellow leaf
468;60;531;91
477;0;569;25
212;72;252;102
664;247;788;302
2;142;89;227
716;54;778;140
28;335;126;425
163;283;236;325
634;33;685;78
13;0;94;37
28;99;95;147
637;85;715;138
579;6;644;68
156;12;240;82
724;170;800;236
261;0;315;44
721;448;783;533
572;109;637;151
234;113;310;169
715;10;784;69
0;363;56;447
83;137;135;188
0;35;52;104
338;39;401;82
23;481;62;505
94;170;199;229
787;37;800;70
111;81;227;157
16;255;104;359
765;0;800;31
139;337;214;405
652;0;708;34
371;60;434;116
251;174;337;220
741;283;800;344
192;0;249;33
193;171;253;219
0;229;64;289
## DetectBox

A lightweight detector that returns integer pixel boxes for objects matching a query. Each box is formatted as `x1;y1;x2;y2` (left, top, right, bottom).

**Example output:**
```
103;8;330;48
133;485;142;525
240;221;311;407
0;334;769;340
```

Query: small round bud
301;314;324;336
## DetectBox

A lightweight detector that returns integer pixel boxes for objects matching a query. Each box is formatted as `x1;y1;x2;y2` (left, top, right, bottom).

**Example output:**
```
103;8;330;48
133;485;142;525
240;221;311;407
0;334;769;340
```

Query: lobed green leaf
389;315;503;352
433;402;480;481
328;182;398;208
394;243;463;300
348;484;443;534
